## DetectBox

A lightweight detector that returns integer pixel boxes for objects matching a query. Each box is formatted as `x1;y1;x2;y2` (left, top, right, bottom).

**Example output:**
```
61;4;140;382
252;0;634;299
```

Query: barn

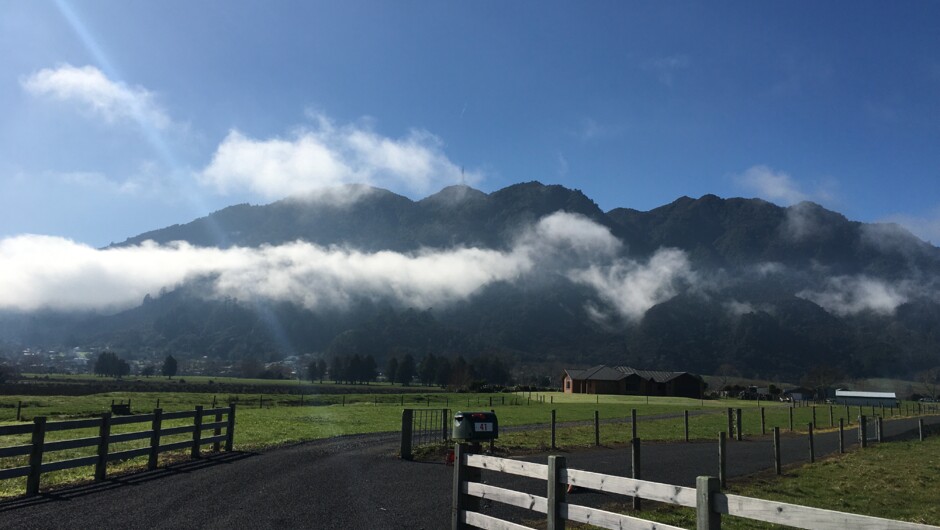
563;365;704;399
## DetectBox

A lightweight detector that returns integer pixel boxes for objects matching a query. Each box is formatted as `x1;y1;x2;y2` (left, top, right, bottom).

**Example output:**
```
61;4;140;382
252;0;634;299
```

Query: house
562;365;704;399
833;389;898;408
782;387;814;402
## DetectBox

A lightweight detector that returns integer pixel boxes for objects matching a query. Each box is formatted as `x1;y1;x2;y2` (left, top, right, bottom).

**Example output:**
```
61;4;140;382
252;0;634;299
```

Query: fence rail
0;404;235;496
452;444;940;530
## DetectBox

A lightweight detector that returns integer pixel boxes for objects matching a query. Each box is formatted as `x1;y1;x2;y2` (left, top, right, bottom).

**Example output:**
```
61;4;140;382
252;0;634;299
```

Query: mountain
4;182;940;381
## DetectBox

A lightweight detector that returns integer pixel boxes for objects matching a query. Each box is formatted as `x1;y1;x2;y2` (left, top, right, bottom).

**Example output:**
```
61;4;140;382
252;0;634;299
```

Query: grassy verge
554;436;940;529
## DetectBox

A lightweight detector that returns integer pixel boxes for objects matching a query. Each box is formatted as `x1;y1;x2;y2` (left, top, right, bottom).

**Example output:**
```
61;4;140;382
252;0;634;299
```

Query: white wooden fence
451;443;940;530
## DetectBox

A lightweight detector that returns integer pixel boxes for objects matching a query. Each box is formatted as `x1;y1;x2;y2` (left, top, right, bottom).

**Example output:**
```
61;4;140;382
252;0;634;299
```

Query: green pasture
0;388;929;499
617;435;940;529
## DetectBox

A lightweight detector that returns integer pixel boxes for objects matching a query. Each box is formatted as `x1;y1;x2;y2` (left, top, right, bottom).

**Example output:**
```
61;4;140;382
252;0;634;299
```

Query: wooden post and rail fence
0;404;236;496
451;443;940;530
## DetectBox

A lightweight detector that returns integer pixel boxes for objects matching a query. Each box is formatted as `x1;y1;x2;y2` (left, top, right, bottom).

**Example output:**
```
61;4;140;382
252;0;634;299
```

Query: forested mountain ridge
4;182;939;381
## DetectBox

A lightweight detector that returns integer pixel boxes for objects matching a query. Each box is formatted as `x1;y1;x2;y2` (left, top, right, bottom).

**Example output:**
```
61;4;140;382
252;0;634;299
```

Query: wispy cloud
642;54;690;87
798;276;911;316
881;207;940;245
21;64;170;129
199;113;479;200
735;165;809;205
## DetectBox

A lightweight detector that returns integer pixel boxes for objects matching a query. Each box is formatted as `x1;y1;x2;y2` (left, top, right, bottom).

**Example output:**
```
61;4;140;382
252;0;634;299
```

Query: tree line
310;352;512;389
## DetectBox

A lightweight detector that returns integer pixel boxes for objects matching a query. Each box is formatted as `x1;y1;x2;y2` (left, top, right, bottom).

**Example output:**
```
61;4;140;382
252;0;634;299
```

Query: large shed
833;389;898;408
563;365;704;399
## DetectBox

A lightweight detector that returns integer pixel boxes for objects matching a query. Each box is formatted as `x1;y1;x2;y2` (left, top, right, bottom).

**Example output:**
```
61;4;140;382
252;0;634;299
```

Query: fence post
845;404;850;425
632;437;642;511
858;415;867;448
26;416;47;496
811;406;816;429
876;417;883;443
551;409;557;450
838;418;844;453
452;443;480;530
760;407;765;435
149;408;163;470
631;408;638;440
95;412;112;481
225;403;236;451
718;432;726;488
788;407;794;432
736;408;743;441
829;405;834;428
685;410;690;442
726;408;733;439
773;427;781;475
192;405;203;458
442;408;449;442
696;476;721;530
547;455;567;530
401;409;414;460
594;410;600;446
919;418;925;441
808;423;815;463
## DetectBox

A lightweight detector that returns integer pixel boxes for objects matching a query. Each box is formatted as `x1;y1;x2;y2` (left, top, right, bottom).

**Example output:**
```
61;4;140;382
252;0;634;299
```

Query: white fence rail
451;443;940;530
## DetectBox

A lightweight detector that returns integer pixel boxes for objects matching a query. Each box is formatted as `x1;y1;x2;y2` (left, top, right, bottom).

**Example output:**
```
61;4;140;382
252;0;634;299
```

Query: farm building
833;389;898;407
562;365;704;399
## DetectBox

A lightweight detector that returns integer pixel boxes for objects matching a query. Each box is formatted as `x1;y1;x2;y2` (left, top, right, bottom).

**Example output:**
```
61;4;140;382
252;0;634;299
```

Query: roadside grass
569;436;940;529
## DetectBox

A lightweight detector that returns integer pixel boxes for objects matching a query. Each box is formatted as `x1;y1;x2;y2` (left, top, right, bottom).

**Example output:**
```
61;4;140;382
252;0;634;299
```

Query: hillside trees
93;351;130;378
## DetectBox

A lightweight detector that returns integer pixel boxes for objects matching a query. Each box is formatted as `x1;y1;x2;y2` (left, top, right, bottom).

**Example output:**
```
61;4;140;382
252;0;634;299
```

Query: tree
308;359;322;383
434;357;452;388
418;353;439;386
918;367;940;400
396;354;416;386
141;365;156;377
802;364;842;400
362;355;377;384
316;359;327;384
161;355;178;379
385;357;399;384
94;351;130;378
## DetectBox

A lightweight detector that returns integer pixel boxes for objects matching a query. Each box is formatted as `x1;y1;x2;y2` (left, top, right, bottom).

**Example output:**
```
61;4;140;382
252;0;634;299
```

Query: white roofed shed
834;389;898;408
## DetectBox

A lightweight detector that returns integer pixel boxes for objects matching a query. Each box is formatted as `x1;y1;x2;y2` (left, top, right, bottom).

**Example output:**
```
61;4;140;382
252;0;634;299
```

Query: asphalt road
0;415;936;529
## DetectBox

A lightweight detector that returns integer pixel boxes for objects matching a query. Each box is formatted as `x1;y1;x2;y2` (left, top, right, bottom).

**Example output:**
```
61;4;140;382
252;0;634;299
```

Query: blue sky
2;1;940;247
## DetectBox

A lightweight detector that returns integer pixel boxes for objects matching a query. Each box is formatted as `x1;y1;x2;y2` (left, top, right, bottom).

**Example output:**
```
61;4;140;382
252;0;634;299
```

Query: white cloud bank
797;275;910;316
21;64;170;129
0;213;684;320
199;114;479;200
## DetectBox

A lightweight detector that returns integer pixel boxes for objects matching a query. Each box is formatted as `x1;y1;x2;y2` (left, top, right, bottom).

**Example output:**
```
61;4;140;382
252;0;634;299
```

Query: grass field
0;387;929;499
577;435;940;529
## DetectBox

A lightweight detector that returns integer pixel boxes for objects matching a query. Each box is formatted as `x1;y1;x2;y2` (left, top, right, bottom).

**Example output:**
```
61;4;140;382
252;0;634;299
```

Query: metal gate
400;408;450;460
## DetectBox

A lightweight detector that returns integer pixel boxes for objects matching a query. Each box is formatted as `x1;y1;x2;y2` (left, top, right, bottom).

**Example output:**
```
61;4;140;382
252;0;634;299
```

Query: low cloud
797;275;910;316
0;213;641;314
568;248;695;321
21;64;170;129
199;114;479;200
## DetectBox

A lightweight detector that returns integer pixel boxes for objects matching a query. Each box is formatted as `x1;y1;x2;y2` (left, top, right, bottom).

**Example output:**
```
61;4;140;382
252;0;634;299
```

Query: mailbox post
453;411;499;444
